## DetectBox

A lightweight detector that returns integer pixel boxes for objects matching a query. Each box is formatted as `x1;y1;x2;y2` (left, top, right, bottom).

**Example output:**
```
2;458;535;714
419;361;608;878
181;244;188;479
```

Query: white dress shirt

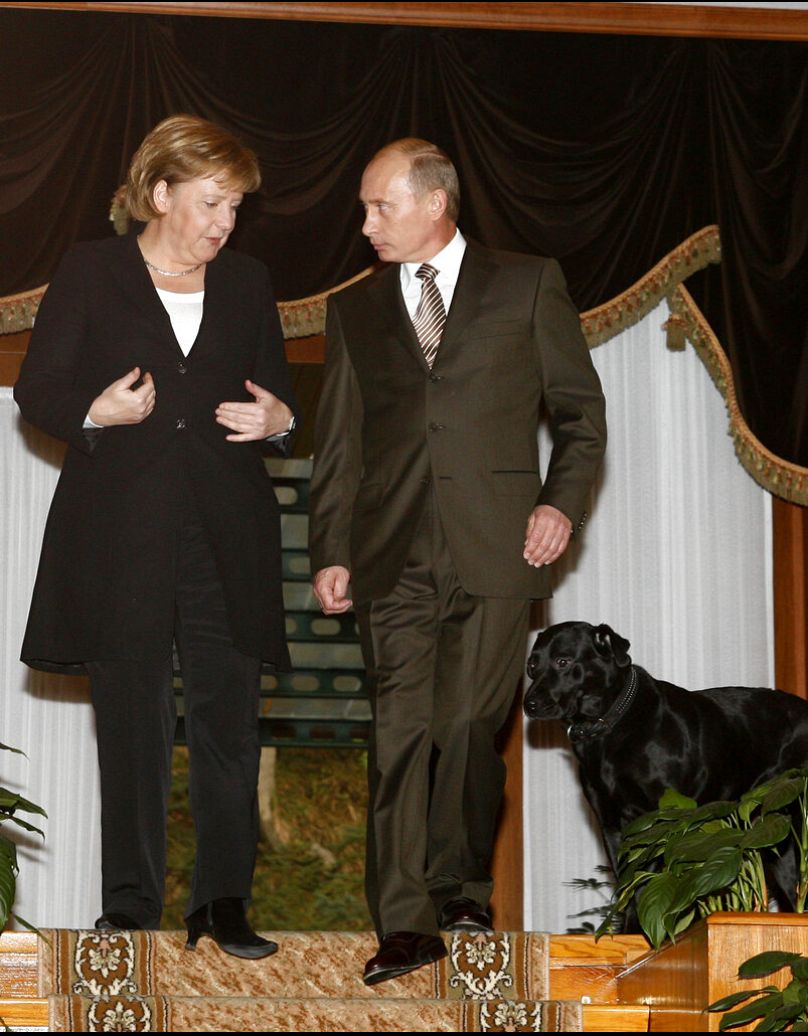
400;229;467;319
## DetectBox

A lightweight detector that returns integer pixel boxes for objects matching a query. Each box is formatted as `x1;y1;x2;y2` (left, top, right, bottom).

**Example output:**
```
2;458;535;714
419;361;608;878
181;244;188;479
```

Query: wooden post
773;496;808;699
491;690;524;931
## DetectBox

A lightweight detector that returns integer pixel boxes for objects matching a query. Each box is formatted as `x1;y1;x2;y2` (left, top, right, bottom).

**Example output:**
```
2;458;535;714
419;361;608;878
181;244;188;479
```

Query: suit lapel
435;242;497;363
353;241;500;373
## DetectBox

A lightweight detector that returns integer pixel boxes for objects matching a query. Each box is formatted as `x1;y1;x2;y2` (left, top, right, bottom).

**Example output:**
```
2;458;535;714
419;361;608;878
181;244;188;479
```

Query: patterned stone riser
49;994;583;1033
40;930;549;1002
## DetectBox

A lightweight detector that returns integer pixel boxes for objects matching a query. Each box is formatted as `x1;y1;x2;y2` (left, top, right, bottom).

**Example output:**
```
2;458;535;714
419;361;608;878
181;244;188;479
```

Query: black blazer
309;241;607;604
15;232;298;670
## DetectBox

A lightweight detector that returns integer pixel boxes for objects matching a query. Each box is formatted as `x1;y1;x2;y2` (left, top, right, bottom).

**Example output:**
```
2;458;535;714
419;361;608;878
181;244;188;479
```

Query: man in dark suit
309;139;606;984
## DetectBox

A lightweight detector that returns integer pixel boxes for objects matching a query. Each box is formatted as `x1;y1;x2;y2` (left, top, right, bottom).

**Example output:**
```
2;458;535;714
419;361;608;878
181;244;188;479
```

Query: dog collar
567;666;638;743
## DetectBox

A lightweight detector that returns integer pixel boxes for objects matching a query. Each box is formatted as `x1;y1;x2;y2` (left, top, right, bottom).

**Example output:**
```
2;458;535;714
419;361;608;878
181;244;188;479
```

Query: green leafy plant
1;742;47;931
708;950;808;1031
598;769;808;949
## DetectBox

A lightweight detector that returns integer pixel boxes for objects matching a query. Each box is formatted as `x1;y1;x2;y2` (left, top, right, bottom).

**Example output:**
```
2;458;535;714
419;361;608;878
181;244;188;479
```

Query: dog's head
523;621;632;724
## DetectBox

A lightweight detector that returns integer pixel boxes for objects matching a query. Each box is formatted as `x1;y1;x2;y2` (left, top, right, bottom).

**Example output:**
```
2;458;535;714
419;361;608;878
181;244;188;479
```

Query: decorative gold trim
0;286;47;335
3;224;804;502
666;283;808;506
0;227;722;341
277;267;375;338
0;270;377;339
579;225;721;347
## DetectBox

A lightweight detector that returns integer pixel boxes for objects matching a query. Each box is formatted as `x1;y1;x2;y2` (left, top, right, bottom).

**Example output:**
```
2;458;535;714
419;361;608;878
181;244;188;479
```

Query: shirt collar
400;229;466;293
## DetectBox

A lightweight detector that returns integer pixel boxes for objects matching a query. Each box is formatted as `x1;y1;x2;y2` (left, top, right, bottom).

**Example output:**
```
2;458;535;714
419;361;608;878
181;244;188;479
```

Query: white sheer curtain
524;299;774;933
0;391;102;927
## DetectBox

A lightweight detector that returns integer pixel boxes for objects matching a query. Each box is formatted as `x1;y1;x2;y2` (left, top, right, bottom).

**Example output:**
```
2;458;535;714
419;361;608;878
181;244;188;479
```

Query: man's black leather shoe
438;897;493;933
363;931;447;985
94;913;142;931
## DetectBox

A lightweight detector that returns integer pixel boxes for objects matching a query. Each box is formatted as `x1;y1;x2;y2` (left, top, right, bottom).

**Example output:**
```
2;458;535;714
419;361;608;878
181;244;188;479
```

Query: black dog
523;621;808;912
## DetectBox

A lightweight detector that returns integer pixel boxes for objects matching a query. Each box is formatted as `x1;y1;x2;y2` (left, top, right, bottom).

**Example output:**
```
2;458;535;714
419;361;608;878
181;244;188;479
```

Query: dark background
0;9;805;464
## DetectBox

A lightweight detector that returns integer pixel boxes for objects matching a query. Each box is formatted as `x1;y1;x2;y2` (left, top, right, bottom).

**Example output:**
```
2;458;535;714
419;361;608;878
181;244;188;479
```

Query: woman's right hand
88;367;156;426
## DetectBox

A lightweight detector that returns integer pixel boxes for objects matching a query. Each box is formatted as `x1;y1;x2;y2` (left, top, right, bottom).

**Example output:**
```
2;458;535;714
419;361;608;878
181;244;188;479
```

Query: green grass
163;747;371;932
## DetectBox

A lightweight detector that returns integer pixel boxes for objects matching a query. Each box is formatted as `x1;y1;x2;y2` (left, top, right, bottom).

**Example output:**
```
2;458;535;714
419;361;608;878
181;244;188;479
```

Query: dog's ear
593;624;632;668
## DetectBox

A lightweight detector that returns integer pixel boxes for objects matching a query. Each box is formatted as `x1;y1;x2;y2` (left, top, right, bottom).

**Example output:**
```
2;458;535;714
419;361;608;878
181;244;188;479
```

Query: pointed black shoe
185;897;278;959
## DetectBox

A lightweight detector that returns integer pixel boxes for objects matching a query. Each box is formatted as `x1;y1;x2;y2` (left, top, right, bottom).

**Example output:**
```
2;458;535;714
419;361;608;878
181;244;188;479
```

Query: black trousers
356;491;530;938
86;516;262;929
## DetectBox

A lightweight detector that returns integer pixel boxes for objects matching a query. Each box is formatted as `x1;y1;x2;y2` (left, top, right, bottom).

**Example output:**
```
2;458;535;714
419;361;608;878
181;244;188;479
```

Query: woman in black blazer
15;115;298;958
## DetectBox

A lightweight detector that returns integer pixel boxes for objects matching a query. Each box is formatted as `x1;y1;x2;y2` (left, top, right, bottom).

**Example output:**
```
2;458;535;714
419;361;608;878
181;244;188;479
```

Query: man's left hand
216;379;293;441
523;504;572;567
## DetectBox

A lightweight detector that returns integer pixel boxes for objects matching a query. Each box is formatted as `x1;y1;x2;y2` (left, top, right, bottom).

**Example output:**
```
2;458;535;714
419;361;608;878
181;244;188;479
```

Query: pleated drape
0;10;805;462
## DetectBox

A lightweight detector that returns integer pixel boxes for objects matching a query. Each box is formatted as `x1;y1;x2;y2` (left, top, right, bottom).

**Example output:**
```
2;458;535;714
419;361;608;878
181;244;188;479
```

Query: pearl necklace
143;257;203;278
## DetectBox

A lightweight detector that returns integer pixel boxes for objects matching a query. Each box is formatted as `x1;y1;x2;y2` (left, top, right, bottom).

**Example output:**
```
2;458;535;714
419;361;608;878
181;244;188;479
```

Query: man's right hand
313;566;353;614
88;367;156;426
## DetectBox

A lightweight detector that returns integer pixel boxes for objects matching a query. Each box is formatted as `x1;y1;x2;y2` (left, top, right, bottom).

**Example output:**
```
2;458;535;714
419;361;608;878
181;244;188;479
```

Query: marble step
39;930;550;1002
4;930;651;1002
0;997;650;1033
48;993;582;1032
1;931;653;1033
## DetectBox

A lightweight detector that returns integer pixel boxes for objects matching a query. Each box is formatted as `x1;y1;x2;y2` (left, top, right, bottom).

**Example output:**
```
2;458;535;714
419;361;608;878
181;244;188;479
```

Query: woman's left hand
216;379;294;441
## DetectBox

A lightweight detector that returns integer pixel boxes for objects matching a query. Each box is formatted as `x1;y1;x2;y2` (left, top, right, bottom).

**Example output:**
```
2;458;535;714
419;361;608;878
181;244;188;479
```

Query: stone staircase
0;929;652;1031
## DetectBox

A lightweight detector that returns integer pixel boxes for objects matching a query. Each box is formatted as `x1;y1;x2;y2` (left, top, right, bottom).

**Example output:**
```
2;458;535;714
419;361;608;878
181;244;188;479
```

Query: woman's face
153;175;243;265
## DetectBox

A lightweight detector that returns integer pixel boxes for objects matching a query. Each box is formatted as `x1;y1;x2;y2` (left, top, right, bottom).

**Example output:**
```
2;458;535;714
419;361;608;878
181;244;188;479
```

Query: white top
399;229;467;319
156;288;204;356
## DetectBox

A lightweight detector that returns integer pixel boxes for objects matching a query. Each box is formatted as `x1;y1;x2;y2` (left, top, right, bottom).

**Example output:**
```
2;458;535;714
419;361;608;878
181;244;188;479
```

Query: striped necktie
412;263;446;368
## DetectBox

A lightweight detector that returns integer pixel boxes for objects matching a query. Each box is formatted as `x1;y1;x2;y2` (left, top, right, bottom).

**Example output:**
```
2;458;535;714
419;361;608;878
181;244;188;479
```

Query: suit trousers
86;510;262;929
356;489;530;938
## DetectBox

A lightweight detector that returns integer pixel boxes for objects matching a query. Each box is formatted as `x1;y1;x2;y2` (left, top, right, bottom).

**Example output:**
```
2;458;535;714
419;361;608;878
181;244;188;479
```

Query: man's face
360;153;442;263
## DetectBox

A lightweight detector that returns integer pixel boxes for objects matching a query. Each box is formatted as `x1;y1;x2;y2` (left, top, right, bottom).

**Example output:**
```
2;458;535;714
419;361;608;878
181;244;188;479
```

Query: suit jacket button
177;362;188;374
428;422;445;432
176;417;187;430
429;373;443;382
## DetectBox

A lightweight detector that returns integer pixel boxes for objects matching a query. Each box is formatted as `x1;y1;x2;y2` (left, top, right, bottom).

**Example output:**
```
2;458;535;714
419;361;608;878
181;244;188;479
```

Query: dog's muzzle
523;679;564;720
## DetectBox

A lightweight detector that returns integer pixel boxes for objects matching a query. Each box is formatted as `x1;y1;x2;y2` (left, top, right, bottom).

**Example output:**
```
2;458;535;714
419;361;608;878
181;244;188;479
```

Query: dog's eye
554;657;571;669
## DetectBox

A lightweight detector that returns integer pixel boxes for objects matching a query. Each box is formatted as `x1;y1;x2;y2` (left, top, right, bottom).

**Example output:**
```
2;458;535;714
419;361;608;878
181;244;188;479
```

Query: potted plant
1;741;46;930
606;770;808;1032
601;769;808;949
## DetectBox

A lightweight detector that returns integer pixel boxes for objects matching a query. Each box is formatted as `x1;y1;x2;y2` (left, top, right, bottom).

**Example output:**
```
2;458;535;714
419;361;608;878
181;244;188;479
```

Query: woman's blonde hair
125;114;261;221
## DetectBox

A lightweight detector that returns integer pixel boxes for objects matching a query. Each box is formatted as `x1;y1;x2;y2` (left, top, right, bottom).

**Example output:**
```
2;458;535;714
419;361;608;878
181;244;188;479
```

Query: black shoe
363;931;447;986
94;912;143;931
438;897;493;933
185;897;278;960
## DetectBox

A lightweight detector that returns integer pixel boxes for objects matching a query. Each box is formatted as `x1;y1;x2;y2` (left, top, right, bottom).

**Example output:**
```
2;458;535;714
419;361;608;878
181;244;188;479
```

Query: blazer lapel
111;232;220;360
110;233;181;349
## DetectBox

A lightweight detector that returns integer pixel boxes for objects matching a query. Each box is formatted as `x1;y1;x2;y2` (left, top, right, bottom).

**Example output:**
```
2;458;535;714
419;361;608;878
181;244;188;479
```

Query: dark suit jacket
15;232;298;670
309;240;607;604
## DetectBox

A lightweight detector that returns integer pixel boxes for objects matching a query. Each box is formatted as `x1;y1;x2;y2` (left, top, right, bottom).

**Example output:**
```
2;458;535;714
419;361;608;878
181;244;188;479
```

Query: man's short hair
375;138;460;222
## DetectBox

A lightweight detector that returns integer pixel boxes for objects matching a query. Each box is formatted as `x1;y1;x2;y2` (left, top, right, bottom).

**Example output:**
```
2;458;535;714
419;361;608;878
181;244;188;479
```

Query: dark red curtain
0;11;805;464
